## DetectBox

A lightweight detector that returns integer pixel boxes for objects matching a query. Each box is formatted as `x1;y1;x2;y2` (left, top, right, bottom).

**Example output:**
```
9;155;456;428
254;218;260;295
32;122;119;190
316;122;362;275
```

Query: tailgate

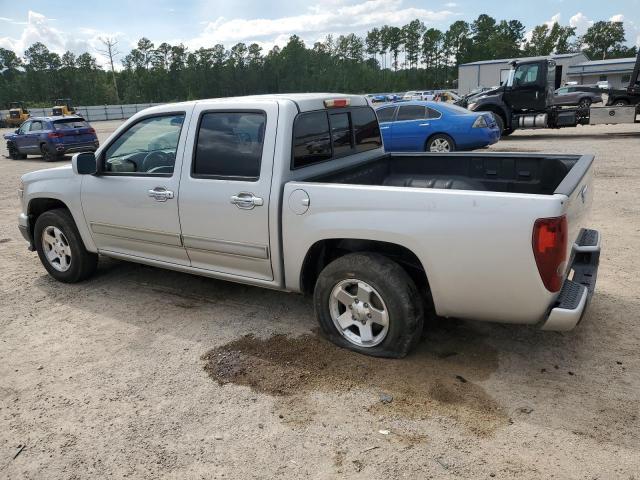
554;154;595;265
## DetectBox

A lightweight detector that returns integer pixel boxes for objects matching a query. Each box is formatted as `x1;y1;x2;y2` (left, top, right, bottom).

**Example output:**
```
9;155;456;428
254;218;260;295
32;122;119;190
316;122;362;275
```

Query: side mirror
15;129;20;134
73;152;98;175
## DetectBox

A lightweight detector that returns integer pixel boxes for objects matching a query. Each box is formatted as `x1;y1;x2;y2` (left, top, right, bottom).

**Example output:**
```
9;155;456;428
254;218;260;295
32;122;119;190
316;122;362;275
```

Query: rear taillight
48;132;64;139
88;128;96;134
532;216;568;292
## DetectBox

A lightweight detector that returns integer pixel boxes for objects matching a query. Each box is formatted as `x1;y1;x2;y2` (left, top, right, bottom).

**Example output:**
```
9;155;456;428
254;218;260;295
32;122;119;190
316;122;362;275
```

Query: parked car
554;86;603;108
403;90;434;101
4;116;99;161
376;101;500;152
433;90;461;103
367;93;388;103
18;94;600;358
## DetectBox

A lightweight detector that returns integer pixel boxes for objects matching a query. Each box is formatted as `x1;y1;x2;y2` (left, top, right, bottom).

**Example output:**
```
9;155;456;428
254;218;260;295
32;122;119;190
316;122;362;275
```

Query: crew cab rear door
178;101;277;281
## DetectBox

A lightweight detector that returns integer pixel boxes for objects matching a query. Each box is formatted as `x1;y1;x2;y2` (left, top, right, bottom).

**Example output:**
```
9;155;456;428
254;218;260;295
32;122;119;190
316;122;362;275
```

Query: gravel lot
1;119;639;479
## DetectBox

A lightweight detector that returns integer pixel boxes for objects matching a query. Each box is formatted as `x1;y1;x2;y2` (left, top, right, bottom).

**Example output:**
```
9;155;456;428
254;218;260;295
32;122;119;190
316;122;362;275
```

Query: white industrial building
566;57;638;89
457;52;589;95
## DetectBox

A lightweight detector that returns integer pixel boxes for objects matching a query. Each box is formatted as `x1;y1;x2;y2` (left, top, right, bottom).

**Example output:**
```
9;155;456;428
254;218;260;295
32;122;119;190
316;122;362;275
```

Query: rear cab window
292;106;381;169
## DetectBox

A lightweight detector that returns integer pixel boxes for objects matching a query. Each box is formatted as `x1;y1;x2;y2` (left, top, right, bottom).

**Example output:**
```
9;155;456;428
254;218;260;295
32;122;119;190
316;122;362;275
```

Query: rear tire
614;99;629;106
313;252;424;358
426;134;455;153
40;143;59;162
34;209;98;283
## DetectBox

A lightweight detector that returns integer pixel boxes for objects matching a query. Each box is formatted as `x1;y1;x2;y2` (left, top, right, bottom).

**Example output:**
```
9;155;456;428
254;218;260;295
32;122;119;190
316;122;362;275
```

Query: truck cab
469;55;639;132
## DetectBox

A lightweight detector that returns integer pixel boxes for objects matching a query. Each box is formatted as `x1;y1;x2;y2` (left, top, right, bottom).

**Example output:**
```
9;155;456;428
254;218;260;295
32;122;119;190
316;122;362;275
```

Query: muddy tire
313;252;424;358
34;208;98;283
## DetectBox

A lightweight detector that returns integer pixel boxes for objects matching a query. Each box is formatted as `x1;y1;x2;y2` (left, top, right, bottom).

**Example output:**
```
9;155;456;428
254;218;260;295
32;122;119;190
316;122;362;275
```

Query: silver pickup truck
17;94;601;357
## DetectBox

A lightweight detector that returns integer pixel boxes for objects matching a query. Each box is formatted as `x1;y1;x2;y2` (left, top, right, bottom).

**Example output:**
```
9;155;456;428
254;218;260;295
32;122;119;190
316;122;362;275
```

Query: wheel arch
27;198;70;240
475;105;508;127
299;238;432;305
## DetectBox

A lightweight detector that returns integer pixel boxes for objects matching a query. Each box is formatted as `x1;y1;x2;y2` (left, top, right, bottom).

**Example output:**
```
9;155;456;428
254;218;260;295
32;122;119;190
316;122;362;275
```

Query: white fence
1;103;162;123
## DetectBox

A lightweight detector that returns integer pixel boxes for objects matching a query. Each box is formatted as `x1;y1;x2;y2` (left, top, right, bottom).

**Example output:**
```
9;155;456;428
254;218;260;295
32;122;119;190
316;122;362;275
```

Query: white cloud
187;0;455;49
609;14;624;23
444;2;457;7
0;10;128;68
569;12;593;36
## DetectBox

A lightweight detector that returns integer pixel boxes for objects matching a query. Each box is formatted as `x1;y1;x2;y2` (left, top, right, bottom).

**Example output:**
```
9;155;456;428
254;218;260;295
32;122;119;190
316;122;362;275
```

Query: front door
80;109;192;265
178;101;277;280
375;106;397;150
14;121;32;152
504;62;546;112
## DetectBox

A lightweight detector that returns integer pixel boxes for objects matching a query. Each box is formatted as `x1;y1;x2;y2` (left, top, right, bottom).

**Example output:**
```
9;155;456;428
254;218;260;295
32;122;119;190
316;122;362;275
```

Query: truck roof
189;93;369;112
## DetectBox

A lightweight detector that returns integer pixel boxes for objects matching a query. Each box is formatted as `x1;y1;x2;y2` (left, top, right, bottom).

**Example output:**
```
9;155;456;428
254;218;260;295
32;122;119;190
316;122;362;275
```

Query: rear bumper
54;141;99;154
540;228;601;331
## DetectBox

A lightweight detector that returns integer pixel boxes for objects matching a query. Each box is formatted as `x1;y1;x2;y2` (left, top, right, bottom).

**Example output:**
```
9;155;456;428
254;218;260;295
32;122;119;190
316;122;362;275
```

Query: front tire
427;134;455;153
34;209;98;283
313;253;424;358
7;141;26;160
578;98;591;108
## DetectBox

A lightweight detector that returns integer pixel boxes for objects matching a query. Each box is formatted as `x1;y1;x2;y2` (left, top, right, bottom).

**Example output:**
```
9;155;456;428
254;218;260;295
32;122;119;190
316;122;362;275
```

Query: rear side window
292;111;332;168
54;119;91;130
397;105;426;121
292;107;382;169
193;111;266;179
426;107;442;119
376;107;396;122
352;108;382;153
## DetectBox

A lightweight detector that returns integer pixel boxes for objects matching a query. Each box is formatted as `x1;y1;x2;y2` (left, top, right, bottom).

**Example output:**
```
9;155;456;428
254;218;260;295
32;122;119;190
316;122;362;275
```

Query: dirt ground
1;119;639;479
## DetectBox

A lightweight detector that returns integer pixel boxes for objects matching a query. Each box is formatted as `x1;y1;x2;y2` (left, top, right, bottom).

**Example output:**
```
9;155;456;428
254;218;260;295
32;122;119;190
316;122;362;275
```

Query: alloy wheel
329;279;389;347
41;226;72;272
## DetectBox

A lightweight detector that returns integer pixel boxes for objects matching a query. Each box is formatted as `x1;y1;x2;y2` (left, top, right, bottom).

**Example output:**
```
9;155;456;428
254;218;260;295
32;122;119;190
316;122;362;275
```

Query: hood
21;164;73;184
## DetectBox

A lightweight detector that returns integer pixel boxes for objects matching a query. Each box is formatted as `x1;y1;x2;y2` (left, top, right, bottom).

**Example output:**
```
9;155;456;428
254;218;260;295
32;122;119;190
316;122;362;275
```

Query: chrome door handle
148;187;174;202
380;126;390;130
230;192;263;209
419;123;430;126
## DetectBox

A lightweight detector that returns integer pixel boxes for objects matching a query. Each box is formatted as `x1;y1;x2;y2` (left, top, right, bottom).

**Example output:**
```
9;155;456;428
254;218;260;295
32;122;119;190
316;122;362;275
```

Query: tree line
0;15;637;108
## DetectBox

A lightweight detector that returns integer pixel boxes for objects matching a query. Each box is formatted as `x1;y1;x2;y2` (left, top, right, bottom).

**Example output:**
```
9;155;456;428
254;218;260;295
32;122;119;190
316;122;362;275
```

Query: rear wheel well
28;198;70;238
300;239;432;303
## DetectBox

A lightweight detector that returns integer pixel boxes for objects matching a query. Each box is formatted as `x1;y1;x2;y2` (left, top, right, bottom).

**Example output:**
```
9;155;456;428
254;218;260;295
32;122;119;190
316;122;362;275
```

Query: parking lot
1;120;639;478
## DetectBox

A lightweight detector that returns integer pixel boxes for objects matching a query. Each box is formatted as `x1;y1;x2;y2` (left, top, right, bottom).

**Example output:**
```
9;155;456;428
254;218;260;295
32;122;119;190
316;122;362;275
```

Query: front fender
22;169;97;253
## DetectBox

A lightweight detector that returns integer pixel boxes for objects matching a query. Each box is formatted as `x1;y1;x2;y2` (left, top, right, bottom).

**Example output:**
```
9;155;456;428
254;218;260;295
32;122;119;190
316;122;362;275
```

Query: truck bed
310;152;589;196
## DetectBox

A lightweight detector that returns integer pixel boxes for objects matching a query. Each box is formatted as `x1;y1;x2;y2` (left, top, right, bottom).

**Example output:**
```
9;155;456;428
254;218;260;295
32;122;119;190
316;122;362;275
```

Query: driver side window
19;122;31;134
103;113;185;175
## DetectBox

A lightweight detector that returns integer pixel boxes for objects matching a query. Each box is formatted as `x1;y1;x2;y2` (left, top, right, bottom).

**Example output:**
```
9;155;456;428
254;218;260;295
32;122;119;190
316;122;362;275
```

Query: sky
1;0;639;67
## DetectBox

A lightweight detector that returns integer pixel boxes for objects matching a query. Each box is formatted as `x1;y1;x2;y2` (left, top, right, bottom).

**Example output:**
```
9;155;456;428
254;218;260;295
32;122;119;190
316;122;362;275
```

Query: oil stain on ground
202;323;507;436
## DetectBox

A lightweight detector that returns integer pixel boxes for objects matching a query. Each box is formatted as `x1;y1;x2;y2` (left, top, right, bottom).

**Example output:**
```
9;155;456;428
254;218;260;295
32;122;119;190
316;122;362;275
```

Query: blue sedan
4;115;99;161
375;101;500;152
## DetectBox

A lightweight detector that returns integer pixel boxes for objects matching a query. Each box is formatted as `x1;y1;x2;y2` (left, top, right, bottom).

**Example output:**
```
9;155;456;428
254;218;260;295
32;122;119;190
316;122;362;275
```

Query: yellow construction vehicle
3;102;30;127
52;98;76;116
